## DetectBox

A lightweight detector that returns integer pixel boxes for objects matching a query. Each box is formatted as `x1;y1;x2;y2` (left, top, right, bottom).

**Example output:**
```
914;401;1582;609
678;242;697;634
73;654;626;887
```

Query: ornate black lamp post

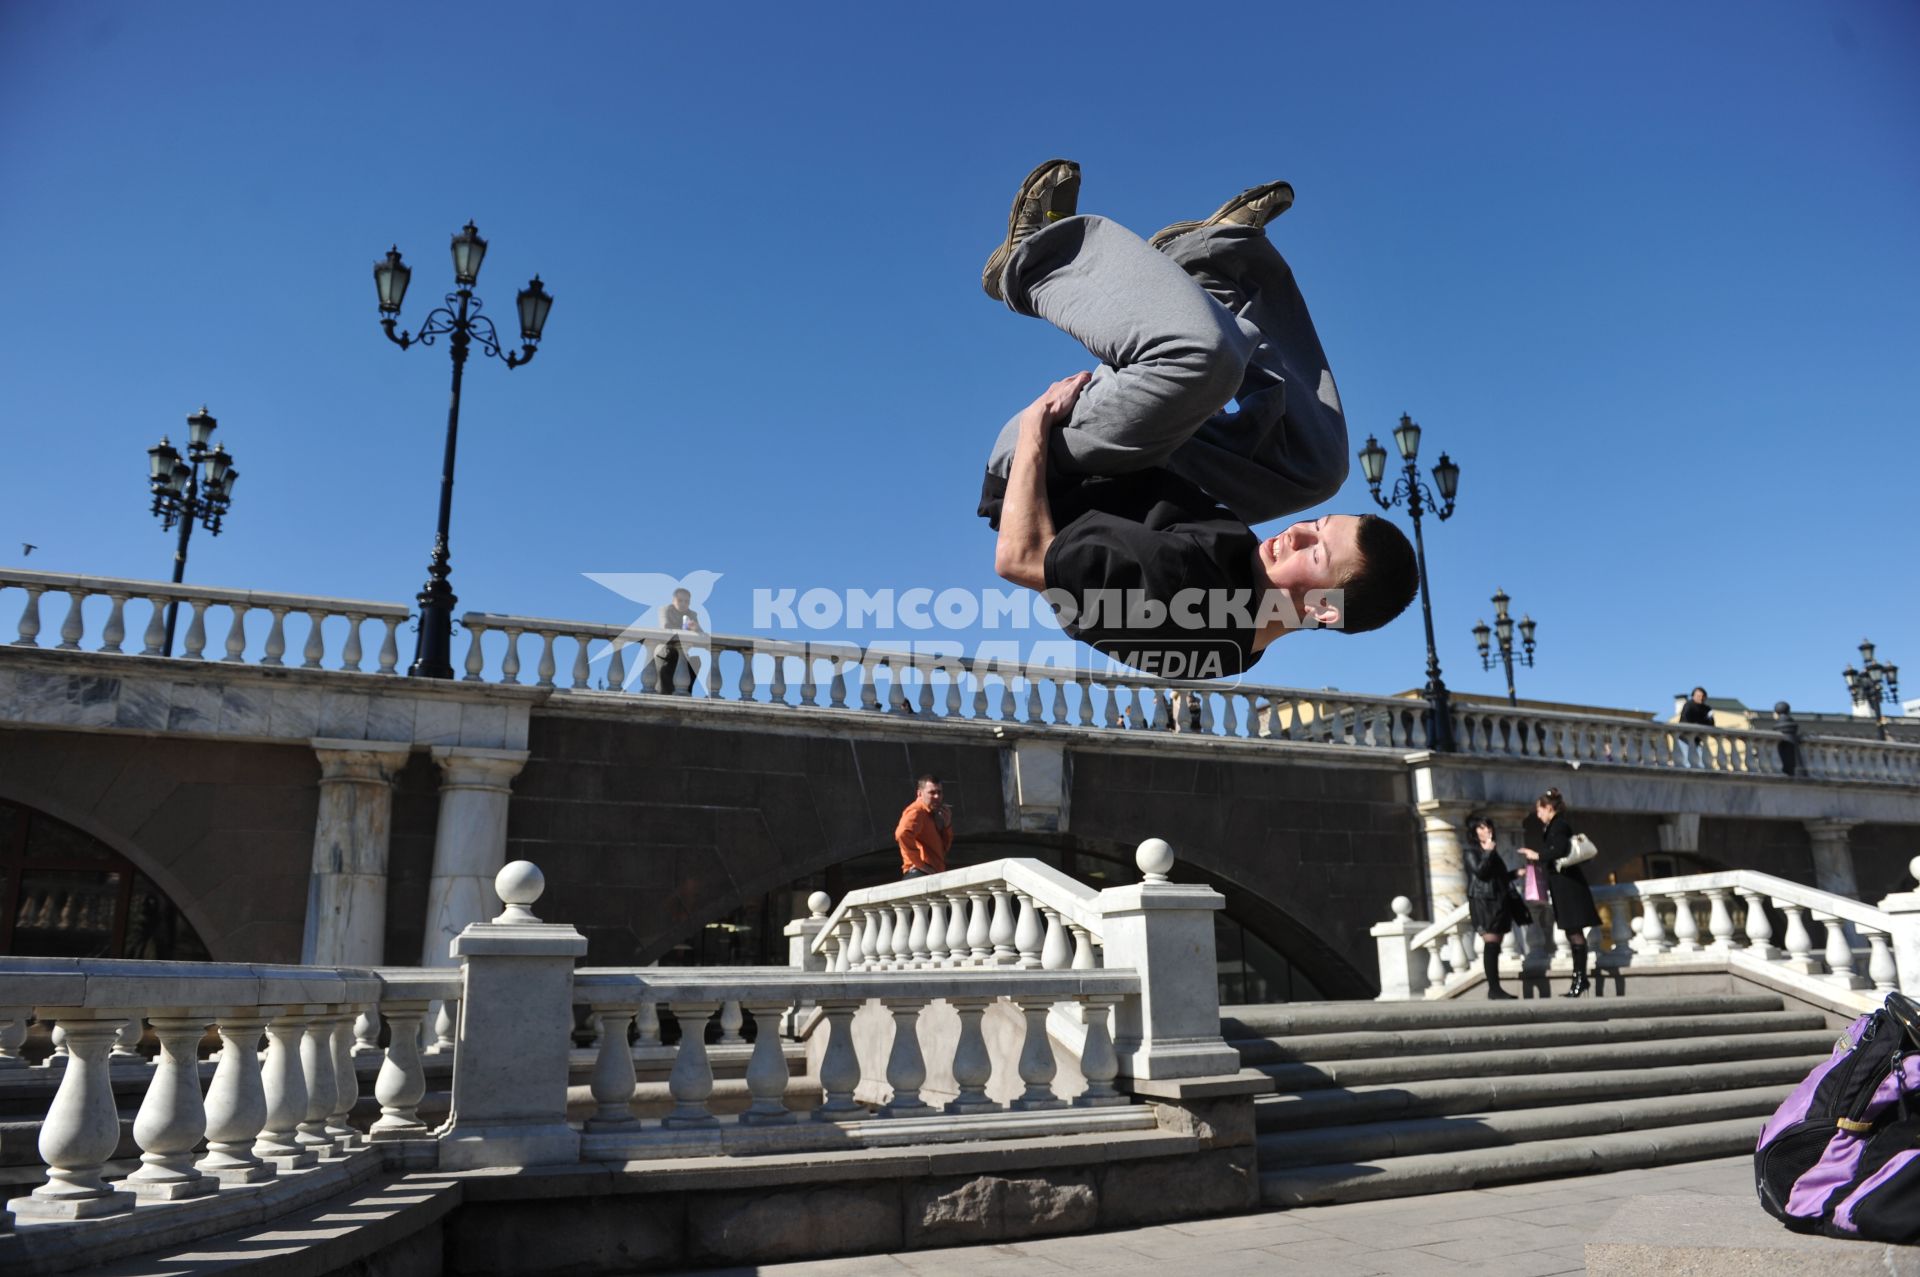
1358;414;1460;751
1472;588;1537;706
374;222;554;678
1843;639;1900;741
146;407;240;656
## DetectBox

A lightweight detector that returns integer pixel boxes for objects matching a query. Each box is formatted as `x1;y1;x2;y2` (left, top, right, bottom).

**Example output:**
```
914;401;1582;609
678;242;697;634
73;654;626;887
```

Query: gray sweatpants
984;214;1349;526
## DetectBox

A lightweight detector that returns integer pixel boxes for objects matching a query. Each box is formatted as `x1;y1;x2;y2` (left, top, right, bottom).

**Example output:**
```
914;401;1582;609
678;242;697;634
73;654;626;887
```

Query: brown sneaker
981;158;1082;301
1148;180;1295;250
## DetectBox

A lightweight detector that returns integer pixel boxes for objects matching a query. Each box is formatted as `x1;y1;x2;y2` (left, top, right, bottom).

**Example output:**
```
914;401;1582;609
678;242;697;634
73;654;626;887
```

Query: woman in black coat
1464;814;1516;1000
1521;787;1601;997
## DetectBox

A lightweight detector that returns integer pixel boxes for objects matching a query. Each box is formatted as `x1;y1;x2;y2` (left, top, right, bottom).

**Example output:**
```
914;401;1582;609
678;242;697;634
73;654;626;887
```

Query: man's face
1258;515;1363;597
1691;689;1706;704
672;590;692;609
918;780;944;807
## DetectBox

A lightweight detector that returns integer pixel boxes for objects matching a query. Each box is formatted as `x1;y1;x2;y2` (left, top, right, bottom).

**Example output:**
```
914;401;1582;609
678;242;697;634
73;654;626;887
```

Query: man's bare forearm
994;407;1056;589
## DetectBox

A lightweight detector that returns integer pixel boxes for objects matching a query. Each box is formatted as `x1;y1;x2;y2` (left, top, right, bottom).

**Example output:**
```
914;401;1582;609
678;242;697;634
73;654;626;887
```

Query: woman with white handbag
1520;787;1601;997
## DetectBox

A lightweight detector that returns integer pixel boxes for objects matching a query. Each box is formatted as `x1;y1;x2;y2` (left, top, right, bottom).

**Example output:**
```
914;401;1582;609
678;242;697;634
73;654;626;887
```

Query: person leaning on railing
895;774;953;878
1678;686;1714;766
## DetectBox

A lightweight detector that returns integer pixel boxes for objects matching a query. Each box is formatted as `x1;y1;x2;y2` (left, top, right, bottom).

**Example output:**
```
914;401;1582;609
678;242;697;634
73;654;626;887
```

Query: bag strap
1888;992;1920;1052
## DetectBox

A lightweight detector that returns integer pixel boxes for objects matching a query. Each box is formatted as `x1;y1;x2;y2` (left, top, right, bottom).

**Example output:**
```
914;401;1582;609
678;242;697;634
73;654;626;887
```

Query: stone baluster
768;651;788;705
500;628;523;684
462;623;488;680
890;903;913;966
377;617;402;673
259;605;289;666
1443;927;1471;979
1816;913;1869;989
944;894;969;966
925;897;950;963
968;890;993;963
197;1011;275;1181
53;590;85;649
586;1004;639;1132
97;590;129;654
1041;907;1071;970
534;630;558;688
717;1000;746;1046
10;583;45;646
941;996;998;1115
1776;902;1820;974
1737;890;1781;960
662;1001;720;1128
822;927;844;973
351;1009;382;1058
879;998;932;1116
183;599;209;658
141;595;168;655
369;1001;430;1139
39;1021;69;1071
908;901;932;965
1014;893;1044;969
111;1017;145;1064
221;602;249;663
296;1009;343;1156
300;610;327;669
603;637;628;692
429;998;459;1054
1668;893;1701;953
841;912;864;972
1866;931;1899;993
254;1009;318;1170
1633;894;1671;954
1703;889;1739;952
1424;940;1447;992
1075;996;1126;1107
813;999;865;1120
1010;997;1066;1111
126;1014;217;1200
327;1014;362;1149
567;633;591;689
5;1014;135;1219
340;613;366;671
864;907;890;970
740;999;796;1125
998;675;1017;720
0;1010;27;1069
1070;924;1096;970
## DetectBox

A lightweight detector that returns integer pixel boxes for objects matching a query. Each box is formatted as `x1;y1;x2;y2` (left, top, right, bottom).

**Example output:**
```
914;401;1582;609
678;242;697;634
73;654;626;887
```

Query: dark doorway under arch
0;798;210;962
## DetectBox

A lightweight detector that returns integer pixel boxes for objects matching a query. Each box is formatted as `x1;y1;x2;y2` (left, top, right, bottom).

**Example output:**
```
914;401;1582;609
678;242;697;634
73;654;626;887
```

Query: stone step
1257;1085;1789;1169
1229;1008;1827;1065
1259;1115;1764;1206
1222;993;1784;1038
1255;1054;1826;1131
1252;1029;1838;1091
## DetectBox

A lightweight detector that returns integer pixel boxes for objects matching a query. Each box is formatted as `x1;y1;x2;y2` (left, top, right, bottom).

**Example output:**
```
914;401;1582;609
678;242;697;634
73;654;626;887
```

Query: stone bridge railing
1375;857;1920;1010
7;568;1918;785
0;842;1240;1273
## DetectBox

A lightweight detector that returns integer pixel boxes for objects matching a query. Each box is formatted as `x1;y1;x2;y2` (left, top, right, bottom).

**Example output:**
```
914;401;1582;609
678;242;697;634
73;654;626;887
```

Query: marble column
419;746;530;967
301;740;412;967
1417;800;1476;914
1806;819;1861;899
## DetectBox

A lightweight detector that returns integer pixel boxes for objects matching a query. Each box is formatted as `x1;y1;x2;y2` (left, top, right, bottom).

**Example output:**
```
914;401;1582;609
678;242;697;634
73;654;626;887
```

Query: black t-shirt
981;468;1260;679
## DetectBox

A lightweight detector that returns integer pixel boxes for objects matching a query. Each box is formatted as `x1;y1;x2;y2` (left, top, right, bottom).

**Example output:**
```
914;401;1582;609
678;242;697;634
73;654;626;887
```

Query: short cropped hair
915;774;942;789
1336;514;1418;634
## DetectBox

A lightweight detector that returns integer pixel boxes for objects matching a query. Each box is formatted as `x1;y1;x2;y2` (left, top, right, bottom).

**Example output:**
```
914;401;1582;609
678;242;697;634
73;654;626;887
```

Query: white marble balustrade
1381;864;1920;1012
1;569;410;673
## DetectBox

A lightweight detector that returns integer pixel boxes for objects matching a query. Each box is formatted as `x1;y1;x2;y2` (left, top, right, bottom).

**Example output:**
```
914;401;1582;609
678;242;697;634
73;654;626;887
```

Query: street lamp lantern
1473;586;1539;705
450;220;488;286
1362;413;1460;750
1844;639;1901;740
1357;434;1388;486
376;221;552;678
147;406;240;656
516;275;554;343
374;247;412;314
1392;412;1422;461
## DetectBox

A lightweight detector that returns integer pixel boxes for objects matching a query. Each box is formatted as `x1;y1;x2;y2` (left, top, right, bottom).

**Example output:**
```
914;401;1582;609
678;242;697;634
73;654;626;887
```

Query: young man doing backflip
978;160;1418;679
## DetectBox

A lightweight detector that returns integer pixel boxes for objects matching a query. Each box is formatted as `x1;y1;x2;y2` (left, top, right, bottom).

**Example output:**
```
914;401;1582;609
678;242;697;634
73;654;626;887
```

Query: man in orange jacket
895;775;953;878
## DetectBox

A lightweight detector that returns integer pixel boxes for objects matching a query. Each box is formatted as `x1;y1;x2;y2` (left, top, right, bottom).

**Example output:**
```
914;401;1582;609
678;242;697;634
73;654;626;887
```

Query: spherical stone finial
1390;895;1413;920
494;860;545;923
1630;916;1645;936
807;890;832;920
1909;855;1920;888
1136;837;1176;883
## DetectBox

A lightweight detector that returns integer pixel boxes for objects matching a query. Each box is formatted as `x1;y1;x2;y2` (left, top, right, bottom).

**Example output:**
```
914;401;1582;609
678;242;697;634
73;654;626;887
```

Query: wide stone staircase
1222;993;1836;1206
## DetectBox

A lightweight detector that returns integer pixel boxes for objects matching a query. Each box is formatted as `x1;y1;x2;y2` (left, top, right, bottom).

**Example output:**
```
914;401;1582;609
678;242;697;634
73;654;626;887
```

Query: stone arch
0;784;224;962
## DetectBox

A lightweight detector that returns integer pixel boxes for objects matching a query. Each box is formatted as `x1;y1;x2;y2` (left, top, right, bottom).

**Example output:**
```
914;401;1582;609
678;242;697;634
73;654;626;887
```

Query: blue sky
1;2;1915;717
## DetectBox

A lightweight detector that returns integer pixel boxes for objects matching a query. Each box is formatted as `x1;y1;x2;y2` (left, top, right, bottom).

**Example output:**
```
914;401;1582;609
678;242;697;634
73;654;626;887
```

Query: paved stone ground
674;1156;1758;1277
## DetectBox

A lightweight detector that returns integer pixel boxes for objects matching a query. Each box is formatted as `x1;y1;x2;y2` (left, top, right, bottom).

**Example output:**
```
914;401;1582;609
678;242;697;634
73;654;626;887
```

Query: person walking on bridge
1465;814;1517;1000
896;774;953;879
